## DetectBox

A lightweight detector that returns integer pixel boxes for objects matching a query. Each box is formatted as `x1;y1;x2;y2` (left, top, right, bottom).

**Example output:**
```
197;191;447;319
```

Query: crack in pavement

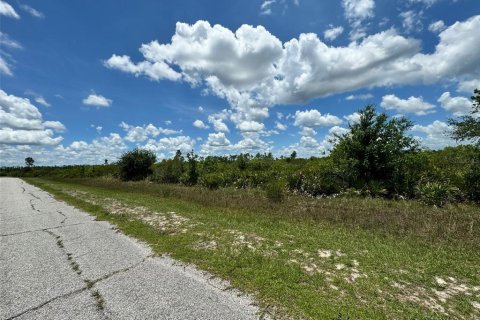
42;229;110;319
28;192;40;200
0;222;90;237
29;199;40;213
89;255;154;286
5;287;89;320
56;210;67;224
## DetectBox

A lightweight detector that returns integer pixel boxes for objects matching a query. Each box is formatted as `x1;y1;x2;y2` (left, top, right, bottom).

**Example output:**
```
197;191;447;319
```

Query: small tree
118;148;156;181
448;88;480;145
184;150;199;185
290;150;297;160
331;105;419;195
448;89;480;202
25;157;34;168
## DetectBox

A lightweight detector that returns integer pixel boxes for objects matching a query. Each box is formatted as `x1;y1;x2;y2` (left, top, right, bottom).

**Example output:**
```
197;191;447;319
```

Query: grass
26;177;480;319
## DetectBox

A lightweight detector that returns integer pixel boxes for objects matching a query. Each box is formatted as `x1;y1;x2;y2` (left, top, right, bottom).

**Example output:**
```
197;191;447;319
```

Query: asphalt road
0;178;261;320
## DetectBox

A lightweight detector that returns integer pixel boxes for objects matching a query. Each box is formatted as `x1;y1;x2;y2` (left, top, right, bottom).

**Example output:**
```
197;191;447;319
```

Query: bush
464;152;480;203
200;173;224;190
265;181;285;202
416;180;460;207
118;148;156;181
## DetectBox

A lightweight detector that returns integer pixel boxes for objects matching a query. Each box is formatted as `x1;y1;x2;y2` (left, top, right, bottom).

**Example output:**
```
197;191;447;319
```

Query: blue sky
1;0;479;165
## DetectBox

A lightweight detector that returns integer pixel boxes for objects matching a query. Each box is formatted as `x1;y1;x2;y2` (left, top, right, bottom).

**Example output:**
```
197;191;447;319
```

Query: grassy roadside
26;178;480;319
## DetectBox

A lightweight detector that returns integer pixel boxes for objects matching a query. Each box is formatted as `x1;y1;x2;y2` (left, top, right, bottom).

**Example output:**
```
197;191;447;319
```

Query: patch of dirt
392;276;480;316
64;190;197;234
193;240;218;250
226;229;265;251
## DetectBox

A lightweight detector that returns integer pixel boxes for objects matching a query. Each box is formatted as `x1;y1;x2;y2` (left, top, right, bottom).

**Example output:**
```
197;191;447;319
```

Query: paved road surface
0;178;260;320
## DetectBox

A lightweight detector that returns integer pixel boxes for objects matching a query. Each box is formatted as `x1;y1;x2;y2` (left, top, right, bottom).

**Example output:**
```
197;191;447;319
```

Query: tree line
3;90;479;206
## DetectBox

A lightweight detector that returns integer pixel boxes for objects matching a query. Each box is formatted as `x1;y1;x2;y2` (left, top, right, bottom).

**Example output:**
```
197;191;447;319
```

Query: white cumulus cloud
294;109;342;127
82;94;112;107
0;90;64;145
324;26;344;41
381;94;435;115
193;119;209;129
428;20;446;33
438;92;473;117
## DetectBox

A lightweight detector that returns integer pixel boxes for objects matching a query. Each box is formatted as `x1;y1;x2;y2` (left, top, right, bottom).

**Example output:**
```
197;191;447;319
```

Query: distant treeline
3;103;479;206
0;164;118;179
1;145;478;205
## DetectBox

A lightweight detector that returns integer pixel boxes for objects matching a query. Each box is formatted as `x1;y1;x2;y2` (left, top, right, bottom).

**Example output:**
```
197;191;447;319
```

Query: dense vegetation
2;100;479;206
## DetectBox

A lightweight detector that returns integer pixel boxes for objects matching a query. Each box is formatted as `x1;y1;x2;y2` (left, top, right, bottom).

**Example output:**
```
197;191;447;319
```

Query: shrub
200;173;224;190
118;148;156;181
265;181;285;202
463;152;480;203
416;180;459;207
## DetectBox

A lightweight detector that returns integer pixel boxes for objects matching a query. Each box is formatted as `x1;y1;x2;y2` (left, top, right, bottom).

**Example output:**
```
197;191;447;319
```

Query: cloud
193;119;209;129
34;97;51;107
104;54;182;82
208;110;230;132
0;128;62;145
438;92;473;116
0;1;19;19
0;56;12;76
56;133;128;163
282;125;349;158
457;79;480;93
82;94;112;107
345;93;373;100
342;0;375;40
24;90;51;107
19;4;44;18
142;136;195;155
299;127;317;137
43;121;65;133
344;112;361;124
294;109;342;127
411;120;456;149
0;32;22;49
105;16;480;137
260;0;275;15
428;20;446;33
0;90;64;145
275;121;287;130
342;0;375;21
400;10;423;33
119;122;181;142
324;26;344;41
237;120;265;132
407;0;439;7
381;94;435;115
206;132;231;146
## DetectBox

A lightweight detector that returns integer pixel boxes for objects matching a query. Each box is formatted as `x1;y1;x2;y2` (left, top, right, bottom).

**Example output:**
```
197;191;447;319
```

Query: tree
25;157;34;168
448;88;480;145
331;105;419;194
448;89;480;202
290;150;297;160
184;150;199;185
118;148;156;181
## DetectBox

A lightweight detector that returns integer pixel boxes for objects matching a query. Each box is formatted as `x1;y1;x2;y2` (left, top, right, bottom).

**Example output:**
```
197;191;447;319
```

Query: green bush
200;173;224;190
118;148;156;181
416;180;460;207
463;152;480;203
265;181;285;202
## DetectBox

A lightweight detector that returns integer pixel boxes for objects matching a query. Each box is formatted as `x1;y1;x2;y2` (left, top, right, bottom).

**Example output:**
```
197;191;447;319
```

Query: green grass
26;178;480;319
